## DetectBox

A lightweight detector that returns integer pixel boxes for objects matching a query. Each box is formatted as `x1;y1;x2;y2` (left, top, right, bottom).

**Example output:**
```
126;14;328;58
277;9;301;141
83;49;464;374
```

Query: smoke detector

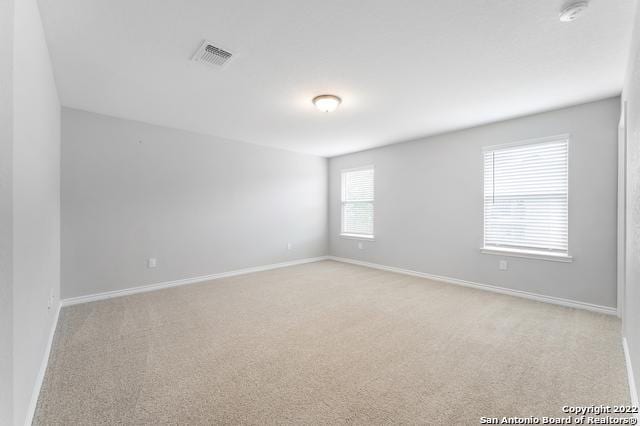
559;1;589;22
191;40;233;67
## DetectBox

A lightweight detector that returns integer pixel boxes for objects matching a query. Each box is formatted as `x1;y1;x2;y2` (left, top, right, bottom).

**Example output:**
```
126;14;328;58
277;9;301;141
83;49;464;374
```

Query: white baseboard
24;300;61;426
23;255;622;425
61;256;329;307
27;256;328;423
623;337;640;417
328;256;617;316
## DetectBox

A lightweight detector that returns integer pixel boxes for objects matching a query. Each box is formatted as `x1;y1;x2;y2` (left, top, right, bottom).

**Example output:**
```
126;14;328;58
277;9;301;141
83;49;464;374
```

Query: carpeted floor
34;260;629;424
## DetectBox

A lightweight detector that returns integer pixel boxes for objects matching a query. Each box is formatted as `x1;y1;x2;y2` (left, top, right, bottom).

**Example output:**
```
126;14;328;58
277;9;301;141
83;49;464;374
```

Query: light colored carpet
34;260;629;425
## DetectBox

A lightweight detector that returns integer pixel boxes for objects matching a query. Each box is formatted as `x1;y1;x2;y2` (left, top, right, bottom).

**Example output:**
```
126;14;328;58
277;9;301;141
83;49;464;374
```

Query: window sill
480;247;573;263
340;234;375;241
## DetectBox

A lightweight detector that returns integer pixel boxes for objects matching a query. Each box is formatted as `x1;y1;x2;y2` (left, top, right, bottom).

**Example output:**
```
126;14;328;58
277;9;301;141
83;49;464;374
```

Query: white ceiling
38;0;636;157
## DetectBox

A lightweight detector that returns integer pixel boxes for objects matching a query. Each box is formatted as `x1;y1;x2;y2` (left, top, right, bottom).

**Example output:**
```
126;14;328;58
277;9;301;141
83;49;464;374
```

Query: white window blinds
483;137;569;256
341;167;374;238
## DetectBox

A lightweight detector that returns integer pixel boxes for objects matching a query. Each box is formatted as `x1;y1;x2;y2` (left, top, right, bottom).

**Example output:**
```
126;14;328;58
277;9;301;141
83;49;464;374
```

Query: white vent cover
191;40;233;67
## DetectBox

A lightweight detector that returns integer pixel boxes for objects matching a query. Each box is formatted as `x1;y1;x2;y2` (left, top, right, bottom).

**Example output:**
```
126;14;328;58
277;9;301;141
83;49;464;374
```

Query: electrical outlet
148;258;157;268
499;260;508;271
287;242;292;250
47;289;54;310
358;242;364;250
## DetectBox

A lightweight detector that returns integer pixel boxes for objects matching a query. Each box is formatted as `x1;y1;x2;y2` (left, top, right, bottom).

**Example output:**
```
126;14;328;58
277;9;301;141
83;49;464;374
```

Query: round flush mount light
559;1;589;22
313;94;342;112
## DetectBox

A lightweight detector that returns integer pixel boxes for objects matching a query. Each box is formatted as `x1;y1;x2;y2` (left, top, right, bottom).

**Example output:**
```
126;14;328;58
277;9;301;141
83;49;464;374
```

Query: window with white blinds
341;167;374;238
483;136;569;257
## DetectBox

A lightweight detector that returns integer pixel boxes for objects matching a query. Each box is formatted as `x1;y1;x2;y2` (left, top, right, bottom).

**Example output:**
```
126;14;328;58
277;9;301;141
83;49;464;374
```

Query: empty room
3;0;640;424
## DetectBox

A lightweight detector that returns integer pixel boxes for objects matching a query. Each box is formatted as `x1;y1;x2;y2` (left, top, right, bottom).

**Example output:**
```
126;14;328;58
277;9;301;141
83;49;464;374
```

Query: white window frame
481;135;572;263
340;165;375;240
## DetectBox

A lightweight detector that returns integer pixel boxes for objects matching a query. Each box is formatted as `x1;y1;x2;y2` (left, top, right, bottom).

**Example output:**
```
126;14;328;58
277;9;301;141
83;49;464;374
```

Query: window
483;136;569;259
341;166;374;239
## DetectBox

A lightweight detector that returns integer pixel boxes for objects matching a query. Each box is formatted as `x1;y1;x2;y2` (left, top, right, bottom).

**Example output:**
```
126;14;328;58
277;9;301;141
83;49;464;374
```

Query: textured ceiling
38;0;636;156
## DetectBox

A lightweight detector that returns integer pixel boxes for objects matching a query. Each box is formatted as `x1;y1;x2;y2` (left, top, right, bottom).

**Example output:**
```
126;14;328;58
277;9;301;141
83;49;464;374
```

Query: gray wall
0;0;13;420
12;0;61;424
329;97;619;308
62;108;328;299
623;0;640;401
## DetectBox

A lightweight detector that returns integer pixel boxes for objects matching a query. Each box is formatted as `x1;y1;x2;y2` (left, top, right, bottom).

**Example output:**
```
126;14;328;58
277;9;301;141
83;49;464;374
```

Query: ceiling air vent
191;40;233;67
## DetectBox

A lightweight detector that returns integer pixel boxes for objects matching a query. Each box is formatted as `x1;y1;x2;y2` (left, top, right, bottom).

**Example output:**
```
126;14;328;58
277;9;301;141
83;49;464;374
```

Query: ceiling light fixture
559;1;589;22
313;95;341;113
